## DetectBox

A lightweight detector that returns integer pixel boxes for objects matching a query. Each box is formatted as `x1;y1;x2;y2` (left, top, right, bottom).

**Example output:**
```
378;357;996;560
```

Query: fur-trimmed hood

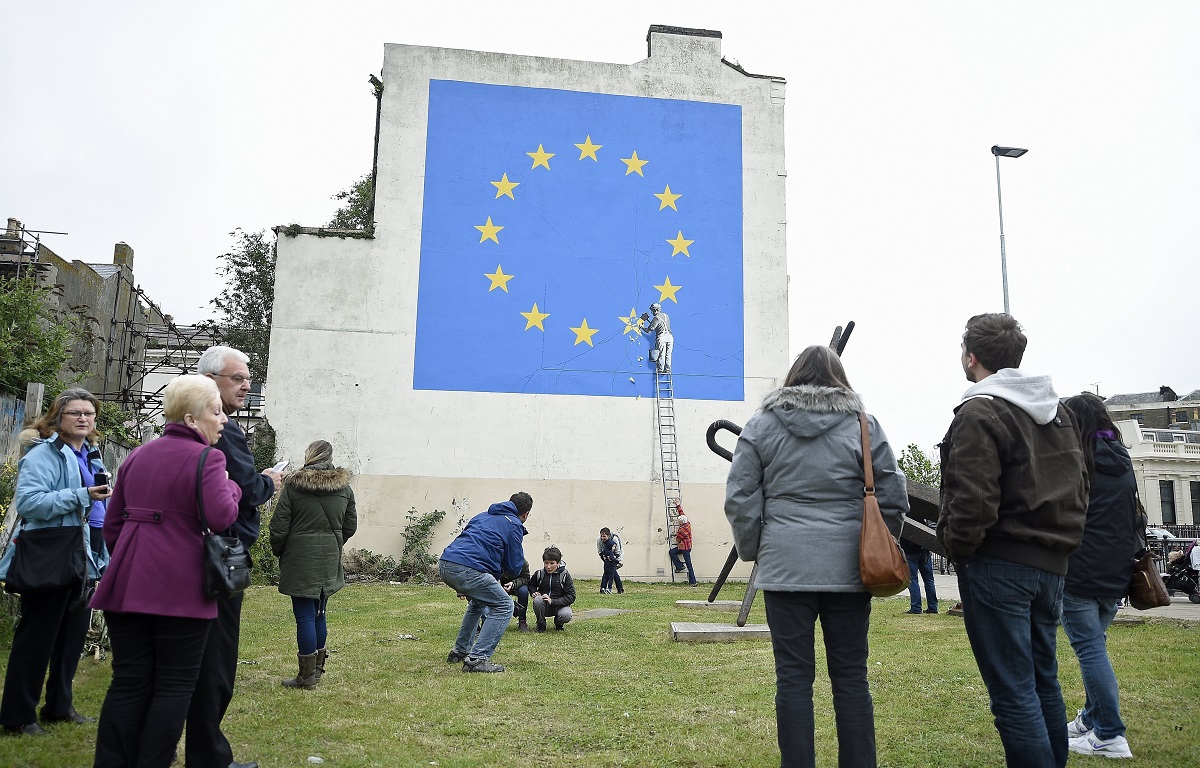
285;466;353;493
759;384;865;439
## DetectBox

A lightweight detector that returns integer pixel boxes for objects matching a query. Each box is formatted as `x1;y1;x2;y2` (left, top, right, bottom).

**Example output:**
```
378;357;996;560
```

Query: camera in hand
94;472;109;488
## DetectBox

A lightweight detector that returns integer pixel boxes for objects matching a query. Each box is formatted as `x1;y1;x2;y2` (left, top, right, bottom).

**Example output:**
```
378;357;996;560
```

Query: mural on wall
413;80;744;400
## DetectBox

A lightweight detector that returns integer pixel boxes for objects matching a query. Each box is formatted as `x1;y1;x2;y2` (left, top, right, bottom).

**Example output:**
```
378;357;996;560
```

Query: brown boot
518;619;531;632
281;652;319;690
314;648;328;682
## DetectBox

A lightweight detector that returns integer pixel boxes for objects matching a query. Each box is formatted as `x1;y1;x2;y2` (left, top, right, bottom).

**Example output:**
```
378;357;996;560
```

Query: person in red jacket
669;506;696;585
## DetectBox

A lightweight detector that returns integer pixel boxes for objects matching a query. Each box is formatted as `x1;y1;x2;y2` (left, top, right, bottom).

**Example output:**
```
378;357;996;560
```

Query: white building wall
267;28;788;580
1117;420;1200;526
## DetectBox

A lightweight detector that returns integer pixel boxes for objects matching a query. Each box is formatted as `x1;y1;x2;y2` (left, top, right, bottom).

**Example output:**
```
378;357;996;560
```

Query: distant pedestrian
597;527;624;594
269;440;357;690
439;492;532;672
668;507;696;585
901;537;938;614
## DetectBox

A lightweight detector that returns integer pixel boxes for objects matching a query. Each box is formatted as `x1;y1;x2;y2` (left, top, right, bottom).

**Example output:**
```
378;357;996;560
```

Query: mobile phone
94;471;109;488
272;460;290;472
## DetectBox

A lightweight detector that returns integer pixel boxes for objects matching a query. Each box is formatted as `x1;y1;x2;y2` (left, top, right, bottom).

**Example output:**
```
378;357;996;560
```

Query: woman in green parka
269;440;357;690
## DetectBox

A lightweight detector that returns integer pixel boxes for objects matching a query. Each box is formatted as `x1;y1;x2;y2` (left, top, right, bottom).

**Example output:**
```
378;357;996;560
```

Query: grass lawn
1;581;1197;767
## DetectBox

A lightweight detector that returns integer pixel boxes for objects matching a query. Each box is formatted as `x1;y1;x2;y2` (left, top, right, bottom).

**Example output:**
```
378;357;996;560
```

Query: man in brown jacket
938;313;1087;768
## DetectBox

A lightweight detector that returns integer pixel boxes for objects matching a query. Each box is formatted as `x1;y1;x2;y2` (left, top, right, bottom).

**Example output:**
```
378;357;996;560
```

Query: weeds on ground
0;583;1196;768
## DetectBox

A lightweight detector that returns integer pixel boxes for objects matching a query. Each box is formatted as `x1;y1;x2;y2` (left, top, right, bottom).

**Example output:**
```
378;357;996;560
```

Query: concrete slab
675;600;742;612
671;621;771;643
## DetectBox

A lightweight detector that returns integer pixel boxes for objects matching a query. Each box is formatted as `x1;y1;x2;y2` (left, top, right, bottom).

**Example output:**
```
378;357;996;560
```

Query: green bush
250;500;279;585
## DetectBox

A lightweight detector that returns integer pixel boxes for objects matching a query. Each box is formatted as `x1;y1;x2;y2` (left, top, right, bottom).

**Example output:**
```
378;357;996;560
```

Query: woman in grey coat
725;345;908;768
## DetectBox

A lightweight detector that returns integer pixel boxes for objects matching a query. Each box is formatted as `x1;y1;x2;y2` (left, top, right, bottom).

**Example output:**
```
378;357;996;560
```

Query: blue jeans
438;559;512;661
291;595;329;655
907;555;937;612
1060;591;1125;740
958;556;1067;768
763;591;875;768
669;547;696;584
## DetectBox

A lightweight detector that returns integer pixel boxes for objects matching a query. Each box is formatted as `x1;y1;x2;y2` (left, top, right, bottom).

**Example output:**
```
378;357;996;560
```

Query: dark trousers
184;592;242;768
0;586;91;727
93;612;211;768
600;560;623;592
510;585;529;620
764;590;876;768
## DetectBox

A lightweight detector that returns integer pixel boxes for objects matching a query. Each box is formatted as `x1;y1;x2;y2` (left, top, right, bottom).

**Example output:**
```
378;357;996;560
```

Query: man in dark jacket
938;314;1088;768
528;546;576;632
188;346;282;768
439;493;532;672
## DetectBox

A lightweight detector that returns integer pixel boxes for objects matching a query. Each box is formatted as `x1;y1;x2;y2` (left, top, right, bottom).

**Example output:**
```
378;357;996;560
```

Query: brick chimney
114;241;134;269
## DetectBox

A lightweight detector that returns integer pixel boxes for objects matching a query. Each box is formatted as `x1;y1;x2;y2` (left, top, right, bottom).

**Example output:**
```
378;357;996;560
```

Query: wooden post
24;382;45;421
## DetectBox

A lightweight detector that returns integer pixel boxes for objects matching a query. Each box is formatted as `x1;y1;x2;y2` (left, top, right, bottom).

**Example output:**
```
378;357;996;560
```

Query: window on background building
1192;482;1200;523
1132;413;1144;425
1176;410;1189;424
1159;480;1176;525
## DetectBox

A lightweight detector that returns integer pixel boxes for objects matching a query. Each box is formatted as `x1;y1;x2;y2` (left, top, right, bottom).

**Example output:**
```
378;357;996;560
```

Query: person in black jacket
188;346;282;768
528;547;575;632
1059;394;1139;760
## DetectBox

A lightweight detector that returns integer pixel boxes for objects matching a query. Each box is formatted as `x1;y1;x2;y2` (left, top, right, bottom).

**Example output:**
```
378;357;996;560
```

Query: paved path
921;572;1200;622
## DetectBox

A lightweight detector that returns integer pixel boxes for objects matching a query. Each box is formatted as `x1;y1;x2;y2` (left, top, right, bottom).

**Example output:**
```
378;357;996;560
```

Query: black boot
281;653;319;690
315;647;328;682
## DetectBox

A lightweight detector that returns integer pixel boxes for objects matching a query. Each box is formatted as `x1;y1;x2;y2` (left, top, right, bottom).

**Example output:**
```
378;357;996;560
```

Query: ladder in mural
654;368;684;581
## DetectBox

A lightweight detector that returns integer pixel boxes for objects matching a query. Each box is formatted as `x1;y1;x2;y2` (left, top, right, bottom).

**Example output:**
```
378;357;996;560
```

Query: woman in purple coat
90;375;241;768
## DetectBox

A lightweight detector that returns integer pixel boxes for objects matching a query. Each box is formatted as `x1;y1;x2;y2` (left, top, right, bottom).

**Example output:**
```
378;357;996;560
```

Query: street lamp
991;145;1027;314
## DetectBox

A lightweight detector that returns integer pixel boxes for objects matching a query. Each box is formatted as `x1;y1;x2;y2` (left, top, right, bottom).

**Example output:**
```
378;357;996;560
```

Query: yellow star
474;216;503;244
484;265;514;292
621;151;649;176
520;303;550;331
490;173;520;200
654;276;682;304
618;308;640;334
575;135;602;161
527;144;554;170
570;318;599;347
666;231;694;257
654;185;681;211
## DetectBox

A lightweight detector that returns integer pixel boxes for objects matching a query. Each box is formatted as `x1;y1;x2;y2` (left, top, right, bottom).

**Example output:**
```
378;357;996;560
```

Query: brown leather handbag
1127;498;1170;610
857;412;909;597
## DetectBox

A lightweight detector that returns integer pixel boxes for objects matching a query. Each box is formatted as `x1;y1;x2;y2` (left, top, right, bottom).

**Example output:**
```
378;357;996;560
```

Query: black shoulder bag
197;446;252;600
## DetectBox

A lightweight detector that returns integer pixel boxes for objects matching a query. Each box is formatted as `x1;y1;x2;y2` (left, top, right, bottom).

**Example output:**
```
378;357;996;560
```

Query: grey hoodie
724;385;909;592
959;368;1060;425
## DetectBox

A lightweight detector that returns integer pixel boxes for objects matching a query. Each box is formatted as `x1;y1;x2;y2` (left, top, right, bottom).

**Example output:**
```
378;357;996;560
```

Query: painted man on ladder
641;302;673;373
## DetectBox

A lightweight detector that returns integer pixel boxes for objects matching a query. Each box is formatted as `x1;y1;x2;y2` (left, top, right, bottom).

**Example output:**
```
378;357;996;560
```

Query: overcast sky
4;1;1197;452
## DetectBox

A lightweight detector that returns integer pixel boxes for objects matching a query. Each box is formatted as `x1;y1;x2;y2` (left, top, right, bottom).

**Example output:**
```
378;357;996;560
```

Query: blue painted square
413;80;743;400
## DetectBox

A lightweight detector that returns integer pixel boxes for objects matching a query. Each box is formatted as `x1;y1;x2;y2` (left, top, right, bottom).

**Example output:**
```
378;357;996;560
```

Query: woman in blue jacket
0;388;111;735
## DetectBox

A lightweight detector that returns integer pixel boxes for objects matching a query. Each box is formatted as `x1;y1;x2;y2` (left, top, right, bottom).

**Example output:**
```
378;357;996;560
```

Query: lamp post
991;145;1027;314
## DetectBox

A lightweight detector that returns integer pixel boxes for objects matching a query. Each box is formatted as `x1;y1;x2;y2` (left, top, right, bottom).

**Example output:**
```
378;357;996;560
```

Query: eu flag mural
413;80;743;400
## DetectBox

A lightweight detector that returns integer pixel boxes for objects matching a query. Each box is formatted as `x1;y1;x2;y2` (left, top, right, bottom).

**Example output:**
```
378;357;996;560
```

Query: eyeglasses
211;373;252;385
62;410;97;419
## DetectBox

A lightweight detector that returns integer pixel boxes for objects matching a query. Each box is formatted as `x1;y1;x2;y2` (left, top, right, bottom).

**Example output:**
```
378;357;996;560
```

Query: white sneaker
1069;732;1133;759
1067;710;1091;739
